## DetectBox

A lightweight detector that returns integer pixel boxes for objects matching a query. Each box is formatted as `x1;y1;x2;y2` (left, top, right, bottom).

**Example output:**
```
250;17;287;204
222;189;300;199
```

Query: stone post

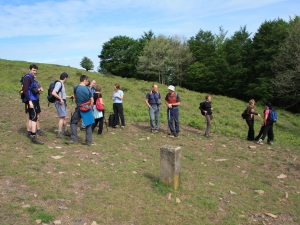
160;145;181;190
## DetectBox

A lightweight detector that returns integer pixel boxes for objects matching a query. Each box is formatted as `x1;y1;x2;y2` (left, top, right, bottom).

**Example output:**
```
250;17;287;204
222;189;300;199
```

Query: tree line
98;16;300;112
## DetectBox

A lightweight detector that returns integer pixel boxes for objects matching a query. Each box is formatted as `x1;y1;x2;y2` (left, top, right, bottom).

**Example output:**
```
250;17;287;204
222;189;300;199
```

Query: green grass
0;59;299;224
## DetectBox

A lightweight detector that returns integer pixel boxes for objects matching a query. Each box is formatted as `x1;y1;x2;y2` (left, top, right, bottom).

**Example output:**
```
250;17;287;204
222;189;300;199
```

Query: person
112;84;125;128
51;72;72;138
67;75;94;146
81;79;96;131
25;75;45;137
201;95;213;138
245;99;261;141
165;85;181;137
22;64;44;144
92;85;105;135
145;84;161;133
255;102;274;145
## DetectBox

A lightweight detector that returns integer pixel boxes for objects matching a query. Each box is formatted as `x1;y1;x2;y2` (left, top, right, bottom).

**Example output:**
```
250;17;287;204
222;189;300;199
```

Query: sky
0;0;299;71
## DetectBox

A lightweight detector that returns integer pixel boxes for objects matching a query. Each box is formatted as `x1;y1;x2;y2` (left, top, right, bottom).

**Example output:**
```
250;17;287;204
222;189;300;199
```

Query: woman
255;102;274;145
112;84;125;128
202;95;213;137
245;99;260;141
92;85;104;135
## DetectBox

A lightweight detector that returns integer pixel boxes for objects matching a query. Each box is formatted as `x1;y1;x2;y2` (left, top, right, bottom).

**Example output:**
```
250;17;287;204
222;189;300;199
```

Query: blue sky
0;0;299;70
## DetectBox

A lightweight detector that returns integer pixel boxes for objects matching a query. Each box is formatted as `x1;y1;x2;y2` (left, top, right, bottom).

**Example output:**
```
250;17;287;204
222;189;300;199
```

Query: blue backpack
268;110;278;123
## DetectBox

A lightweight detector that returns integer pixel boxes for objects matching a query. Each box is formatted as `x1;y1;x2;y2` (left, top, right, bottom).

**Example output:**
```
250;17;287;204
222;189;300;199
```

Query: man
22;64;44;144
51;72;72;138
80;79;96;131
145;84;161;133
165;85;181;137
67;75;94;146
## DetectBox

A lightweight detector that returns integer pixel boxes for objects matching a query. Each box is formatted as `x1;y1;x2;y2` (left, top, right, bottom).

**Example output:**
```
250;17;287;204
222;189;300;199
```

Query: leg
254;126;264;141
85;124;93;145
113;103;120;126
149;106;155;130
28;101;43;144
98;116;104;134
173;107;180;133
246;119;254;141
167;108;174;132
267;123;274;143
118;103;125;126
154;106;160;130
70;109;81;142
205;114;212;136
92;118;100;131
257;124;271;143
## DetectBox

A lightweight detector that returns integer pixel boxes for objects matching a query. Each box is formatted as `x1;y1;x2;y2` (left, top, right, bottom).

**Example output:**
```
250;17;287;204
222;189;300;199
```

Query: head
168;85;175;93
152;84;158;92
29;64;38;76
89;79;96;88
249;99;255;106
114;84;120;91
86;80;90;86
95;84;102;92
265;101;272;110
205;95;211;102
60;72;69;82
80;75;89;85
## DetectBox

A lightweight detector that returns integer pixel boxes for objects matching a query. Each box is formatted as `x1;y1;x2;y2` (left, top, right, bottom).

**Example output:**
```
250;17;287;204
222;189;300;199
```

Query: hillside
0;59;299;224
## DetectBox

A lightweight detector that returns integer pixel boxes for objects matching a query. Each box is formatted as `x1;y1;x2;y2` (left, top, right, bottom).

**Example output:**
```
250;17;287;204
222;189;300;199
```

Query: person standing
67;75;94;146
145;84;161;133
22;64;44;144
255;102;274;145
92;85;105;135
112;84;125;128
201;95;213;138
165;85;181;137
81;79;96;131
245;99;261;141
51;72;72;138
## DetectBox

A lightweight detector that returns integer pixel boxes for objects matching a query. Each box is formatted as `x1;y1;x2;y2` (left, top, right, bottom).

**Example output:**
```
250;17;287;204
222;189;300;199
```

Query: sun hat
168;85;175;91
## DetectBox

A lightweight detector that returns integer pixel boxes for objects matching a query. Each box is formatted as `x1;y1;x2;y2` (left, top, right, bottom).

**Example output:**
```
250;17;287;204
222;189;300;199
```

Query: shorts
25;99;41;114
55;100;68;118
25;100;39;122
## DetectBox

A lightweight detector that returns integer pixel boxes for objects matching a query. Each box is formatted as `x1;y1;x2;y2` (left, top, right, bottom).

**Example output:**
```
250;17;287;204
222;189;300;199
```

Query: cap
168;85;175;91
60;72;69;79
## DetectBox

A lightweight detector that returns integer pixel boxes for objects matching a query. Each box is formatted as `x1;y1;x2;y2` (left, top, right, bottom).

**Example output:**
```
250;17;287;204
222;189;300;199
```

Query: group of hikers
22;64;275;146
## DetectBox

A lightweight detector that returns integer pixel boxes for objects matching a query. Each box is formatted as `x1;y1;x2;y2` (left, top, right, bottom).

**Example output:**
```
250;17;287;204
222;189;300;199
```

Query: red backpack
96;93;105;111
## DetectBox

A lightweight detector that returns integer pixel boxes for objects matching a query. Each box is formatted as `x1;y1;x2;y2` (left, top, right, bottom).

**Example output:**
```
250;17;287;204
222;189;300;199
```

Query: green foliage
30;210;54;223
153;179;173;195
80;56;94;71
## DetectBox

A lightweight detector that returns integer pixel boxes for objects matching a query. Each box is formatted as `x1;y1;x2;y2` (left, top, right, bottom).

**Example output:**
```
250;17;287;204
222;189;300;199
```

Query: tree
136;35;173;84
80;56;94;71
272;17;300;111
246;19;289;102
98;36;139;78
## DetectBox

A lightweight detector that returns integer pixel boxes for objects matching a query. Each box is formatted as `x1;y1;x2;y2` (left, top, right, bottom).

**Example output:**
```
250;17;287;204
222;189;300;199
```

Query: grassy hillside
1;59;299;147
0;59;299;225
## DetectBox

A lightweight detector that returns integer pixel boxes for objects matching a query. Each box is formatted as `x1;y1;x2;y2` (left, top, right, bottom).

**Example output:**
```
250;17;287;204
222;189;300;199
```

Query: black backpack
241;109;247;119
199;101;205;116
108;113;116;128
47;80;62;105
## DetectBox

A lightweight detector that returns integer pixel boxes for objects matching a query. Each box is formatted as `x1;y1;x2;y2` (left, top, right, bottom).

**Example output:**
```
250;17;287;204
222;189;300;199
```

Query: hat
60;72;69;79
168;85;175;91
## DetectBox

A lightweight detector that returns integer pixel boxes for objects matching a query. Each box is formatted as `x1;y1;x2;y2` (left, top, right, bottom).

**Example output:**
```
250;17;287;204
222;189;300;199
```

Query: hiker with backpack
21;64;44;144
199;95;213;138
51;72;72;138
112;84;125;128
245;99;261;141
145;84;161;133
165;85;181;137
66;75;94;146
255;102;276;145
92;85;105;135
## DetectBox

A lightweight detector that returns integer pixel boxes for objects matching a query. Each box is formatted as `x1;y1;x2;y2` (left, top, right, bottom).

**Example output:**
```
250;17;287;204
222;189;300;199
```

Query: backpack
19;74;34;102
108;113;116;128
268;109;278;123
199;102;205;116
47;80;62;105
96;94;105;111
241;109;247;119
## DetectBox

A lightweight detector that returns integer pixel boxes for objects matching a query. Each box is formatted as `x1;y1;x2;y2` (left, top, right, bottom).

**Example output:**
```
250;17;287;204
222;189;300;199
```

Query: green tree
136;35;172;84
246;19;289;102
98;36;139;78
272;17;300;111
80;56;94;71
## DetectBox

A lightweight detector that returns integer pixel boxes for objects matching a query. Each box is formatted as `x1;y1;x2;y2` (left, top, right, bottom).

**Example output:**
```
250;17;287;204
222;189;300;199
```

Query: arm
23;76;33;108
51;83;64;105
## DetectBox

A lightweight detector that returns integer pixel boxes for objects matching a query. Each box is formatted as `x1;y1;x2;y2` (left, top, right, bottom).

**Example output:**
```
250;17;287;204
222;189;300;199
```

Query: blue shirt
113;90;123;103
146;91;160;105
74;85;92;107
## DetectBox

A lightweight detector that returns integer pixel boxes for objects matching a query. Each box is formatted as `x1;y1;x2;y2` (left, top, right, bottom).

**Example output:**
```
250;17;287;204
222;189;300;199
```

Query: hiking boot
175;132;179;137
82;142;91;146
30;135;44;145
37;131;46;136
171;131;177;137
66;140;78;145
27;133;31;139
121;126;125;129
255;139;263;145
64;130;71;137
80;127;86;131
267;141;273;145
57;132;64;138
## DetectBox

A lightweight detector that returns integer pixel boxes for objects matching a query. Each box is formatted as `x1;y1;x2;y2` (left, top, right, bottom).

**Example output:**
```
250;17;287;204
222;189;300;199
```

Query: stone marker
160;145;181;190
